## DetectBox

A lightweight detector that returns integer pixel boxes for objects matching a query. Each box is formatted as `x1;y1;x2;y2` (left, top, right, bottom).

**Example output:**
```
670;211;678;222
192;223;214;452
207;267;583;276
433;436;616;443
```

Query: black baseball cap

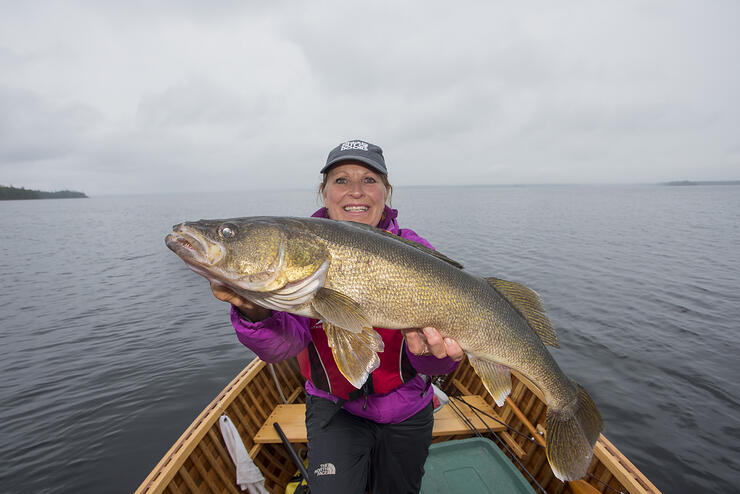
321;140;388;175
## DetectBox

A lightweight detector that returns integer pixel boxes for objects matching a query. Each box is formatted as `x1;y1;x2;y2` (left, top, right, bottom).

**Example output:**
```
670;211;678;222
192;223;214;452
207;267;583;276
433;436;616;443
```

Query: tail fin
545;382;604;481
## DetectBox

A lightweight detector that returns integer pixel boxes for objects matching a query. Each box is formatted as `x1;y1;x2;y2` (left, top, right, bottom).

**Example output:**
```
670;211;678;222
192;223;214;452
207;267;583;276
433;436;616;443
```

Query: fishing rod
448;394;540;443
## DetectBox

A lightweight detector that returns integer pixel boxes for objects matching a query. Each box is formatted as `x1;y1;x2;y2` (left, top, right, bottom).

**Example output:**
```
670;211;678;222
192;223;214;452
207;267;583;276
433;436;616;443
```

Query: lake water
1;185;738;493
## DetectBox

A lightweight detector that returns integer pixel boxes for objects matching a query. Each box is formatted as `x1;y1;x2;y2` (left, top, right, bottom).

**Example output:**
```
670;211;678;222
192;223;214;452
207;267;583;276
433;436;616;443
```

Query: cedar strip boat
135;356;660;494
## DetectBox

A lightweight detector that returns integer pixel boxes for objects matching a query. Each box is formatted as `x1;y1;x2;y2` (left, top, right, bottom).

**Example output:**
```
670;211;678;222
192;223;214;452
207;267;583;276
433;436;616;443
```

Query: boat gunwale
135;358;268;494
593;435;659;494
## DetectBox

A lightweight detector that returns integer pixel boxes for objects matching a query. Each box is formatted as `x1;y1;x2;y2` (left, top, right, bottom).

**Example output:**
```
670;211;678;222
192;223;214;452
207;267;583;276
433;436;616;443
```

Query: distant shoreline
0;185;88;200
663;180;740;186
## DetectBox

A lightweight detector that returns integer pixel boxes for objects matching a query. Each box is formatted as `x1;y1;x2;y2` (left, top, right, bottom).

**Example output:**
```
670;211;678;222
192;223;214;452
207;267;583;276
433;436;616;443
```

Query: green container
420;438;537;494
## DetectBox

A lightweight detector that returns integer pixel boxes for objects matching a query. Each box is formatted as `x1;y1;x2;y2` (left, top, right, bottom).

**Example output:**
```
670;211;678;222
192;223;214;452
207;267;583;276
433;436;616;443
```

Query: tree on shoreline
0;185;88;200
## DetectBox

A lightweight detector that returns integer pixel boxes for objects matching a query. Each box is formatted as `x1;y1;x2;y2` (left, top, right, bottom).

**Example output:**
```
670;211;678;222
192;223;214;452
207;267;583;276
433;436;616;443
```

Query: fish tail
545;382;604;481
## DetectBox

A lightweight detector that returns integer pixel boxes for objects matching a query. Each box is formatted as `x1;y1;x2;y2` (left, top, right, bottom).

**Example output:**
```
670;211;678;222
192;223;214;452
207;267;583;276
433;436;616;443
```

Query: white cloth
219;414;269;494
432;383;450;413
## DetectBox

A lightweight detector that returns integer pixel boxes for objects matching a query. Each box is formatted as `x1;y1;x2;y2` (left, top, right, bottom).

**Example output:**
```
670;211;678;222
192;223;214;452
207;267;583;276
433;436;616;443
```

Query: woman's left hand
402;327;465;362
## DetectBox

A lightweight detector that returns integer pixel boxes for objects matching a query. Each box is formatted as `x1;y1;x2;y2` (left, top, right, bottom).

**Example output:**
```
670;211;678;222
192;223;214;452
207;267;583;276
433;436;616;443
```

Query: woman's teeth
344;206;368;212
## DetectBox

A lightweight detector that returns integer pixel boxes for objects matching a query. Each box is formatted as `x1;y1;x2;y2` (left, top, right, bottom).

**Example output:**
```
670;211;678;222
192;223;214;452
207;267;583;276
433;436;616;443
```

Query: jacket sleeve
399;228;461;375
230;306;313;363
406;348;461;376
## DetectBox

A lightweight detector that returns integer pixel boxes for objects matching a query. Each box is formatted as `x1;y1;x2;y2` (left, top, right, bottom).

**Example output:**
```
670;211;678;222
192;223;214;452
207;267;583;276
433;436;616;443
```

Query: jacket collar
311;205;400;234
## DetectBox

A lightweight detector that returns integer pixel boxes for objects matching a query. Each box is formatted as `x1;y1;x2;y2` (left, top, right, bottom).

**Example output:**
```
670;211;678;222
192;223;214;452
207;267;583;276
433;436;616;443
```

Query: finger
210;282;233;302
422;327;447;359
403;329;428;355
444;338;465;362
210;282;252;308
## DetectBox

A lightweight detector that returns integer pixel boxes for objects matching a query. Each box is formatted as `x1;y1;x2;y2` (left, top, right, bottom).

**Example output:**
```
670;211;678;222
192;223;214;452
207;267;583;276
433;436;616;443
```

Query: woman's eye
364;177;377;183
335;177;347;184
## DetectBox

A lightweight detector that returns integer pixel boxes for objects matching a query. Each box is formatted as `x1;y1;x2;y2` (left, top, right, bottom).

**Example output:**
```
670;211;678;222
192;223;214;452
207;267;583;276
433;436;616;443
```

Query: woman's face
322;163;389;226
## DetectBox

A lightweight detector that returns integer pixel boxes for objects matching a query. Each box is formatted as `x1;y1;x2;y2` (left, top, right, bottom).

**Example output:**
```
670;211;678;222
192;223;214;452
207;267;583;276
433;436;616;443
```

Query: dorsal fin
343;221;464;269
380;231;464;269
485;277;559;347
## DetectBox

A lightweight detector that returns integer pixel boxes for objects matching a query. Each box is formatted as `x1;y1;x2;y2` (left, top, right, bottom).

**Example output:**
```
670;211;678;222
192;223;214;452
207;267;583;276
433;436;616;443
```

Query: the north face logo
340;141;369;152
314;463;336;476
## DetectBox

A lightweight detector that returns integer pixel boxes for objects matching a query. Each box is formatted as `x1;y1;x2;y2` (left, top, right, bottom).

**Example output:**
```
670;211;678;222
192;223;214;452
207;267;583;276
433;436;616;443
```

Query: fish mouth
165;223;279;291
165;225;224;266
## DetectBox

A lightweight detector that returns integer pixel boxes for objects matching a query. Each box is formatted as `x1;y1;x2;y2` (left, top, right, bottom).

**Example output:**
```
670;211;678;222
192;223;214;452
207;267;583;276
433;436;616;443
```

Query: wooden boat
135;356;660;494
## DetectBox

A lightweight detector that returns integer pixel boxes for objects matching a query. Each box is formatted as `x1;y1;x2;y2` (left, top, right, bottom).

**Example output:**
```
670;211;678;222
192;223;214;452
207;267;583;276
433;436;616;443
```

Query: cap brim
321;155;387;175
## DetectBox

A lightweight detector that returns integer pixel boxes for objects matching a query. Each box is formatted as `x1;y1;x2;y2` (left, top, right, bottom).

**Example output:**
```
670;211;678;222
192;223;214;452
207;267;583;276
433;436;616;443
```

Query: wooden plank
498;431;527;459
569;479;602;494
505;396;545;446
451;378;473;396
253;395;506;444
512;370;545;401
593;435;662;494
254;404;308;444
190;441;240;494
434;395;507;436
286;386;303;404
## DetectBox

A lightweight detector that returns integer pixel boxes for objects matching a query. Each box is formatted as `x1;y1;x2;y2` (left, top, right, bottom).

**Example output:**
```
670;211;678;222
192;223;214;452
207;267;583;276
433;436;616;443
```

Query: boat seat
253;395;506;444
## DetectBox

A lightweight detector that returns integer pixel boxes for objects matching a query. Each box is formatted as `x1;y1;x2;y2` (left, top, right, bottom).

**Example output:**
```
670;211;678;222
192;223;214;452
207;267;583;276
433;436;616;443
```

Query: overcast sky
1;1;738;195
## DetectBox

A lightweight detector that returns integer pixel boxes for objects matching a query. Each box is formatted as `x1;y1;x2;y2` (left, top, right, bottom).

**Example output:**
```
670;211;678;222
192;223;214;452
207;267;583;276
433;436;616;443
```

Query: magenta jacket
230;206;459;423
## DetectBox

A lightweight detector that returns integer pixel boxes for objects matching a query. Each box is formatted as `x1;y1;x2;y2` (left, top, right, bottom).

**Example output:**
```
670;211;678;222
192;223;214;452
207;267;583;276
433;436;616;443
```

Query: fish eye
219;224;236;239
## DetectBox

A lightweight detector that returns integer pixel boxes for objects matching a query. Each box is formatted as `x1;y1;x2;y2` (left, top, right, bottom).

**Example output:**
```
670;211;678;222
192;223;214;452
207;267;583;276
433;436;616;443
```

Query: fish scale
166;215;603;481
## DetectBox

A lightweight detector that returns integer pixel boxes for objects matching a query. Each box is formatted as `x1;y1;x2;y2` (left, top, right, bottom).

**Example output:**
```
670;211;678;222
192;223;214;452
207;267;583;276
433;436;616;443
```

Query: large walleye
165;216;603;481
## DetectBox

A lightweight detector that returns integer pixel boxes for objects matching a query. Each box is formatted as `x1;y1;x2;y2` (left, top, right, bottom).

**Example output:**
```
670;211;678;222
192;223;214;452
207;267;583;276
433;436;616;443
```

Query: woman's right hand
210;282;272;322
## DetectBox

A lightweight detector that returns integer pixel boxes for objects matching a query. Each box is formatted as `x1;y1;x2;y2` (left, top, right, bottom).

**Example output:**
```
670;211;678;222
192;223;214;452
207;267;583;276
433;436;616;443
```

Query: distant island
663;180;740;186
0;185;88;200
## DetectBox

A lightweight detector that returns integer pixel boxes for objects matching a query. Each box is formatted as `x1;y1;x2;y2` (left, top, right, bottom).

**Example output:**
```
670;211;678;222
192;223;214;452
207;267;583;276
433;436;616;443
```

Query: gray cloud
1;1;738;195
0;85;102;163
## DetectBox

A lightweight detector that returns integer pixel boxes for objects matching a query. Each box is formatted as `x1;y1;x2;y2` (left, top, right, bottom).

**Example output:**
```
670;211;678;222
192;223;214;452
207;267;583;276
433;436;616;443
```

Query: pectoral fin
324;322;384;389
468;356;512;407
485;277;559;348
311;287;372;333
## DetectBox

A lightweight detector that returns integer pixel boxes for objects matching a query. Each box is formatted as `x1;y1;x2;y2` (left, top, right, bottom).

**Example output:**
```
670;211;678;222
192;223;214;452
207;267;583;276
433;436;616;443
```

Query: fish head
165;217;329;293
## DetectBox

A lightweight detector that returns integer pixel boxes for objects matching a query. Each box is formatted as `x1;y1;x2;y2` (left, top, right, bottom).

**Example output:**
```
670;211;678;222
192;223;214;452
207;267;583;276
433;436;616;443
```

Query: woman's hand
209;282;272;322
402;327;464;362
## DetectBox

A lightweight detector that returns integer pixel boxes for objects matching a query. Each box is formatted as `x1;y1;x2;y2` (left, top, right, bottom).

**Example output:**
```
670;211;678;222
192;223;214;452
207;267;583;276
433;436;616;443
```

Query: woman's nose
348;181;363;196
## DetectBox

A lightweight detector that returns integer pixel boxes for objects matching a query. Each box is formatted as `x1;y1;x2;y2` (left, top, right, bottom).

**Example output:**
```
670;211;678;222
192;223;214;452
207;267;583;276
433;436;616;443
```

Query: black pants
305;394;434;494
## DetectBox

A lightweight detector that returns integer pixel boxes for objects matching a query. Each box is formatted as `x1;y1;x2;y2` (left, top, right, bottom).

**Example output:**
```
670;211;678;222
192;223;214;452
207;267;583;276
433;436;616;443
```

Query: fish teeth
177;236;195;250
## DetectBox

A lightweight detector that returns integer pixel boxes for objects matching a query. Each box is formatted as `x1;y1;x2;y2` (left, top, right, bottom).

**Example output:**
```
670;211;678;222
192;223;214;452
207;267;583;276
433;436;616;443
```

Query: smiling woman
203;139;464;493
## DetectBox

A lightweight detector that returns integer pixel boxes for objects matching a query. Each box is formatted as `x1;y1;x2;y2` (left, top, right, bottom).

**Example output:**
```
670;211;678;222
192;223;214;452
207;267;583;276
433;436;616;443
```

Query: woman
211;140;464;493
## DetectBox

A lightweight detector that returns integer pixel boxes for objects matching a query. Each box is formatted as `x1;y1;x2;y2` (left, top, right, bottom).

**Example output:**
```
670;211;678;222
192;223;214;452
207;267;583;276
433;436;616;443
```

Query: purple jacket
230;206;459;423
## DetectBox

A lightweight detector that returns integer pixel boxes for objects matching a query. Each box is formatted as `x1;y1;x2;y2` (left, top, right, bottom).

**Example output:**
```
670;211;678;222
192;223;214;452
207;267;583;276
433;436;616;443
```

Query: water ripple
1;186;739;493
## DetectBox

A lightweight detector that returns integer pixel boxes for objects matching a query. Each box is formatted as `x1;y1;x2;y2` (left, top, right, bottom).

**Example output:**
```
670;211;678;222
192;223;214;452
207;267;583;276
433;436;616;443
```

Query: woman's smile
322;163;388;226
